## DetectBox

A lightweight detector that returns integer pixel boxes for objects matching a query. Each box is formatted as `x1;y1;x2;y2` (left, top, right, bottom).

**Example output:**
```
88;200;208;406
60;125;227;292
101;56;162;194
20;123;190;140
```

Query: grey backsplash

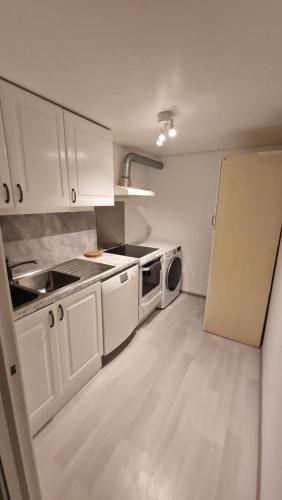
96;202;125;249
0;211;97;277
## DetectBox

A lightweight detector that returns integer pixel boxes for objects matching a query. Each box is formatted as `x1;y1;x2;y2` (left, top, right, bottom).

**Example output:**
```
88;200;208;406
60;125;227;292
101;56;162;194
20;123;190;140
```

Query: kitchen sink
10;285;39;309
14;270;80;294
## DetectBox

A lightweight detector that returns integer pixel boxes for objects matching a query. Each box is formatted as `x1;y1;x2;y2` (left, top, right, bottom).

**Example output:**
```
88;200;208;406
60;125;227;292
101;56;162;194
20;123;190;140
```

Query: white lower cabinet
15;305;62;435
15;282;103;436
57;283;103;400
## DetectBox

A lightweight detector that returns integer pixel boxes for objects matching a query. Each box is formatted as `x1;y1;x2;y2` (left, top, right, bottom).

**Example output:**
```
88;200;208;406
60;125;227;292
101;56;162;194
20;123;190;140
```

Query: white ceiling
0;0;282;156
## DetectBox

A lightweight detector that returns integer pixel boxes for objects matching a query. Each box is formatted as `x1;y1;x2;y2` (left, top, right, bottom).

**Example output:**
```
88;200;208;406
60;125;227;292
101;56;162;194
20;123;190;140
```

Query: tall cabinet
204;152;282;347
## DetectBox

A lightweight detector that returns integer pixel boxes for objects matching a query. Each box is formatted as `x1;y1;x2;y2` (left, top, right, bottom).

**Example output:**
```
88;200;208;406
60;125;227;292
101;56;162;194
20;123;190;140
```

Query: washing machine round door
166;256;182;291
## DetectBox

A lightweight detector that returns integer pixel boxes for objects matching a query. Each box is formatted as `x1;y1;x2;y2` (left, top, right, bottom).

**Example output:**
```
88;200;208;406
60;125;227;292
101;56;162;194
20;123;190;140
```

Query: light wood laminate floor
34;294;260;500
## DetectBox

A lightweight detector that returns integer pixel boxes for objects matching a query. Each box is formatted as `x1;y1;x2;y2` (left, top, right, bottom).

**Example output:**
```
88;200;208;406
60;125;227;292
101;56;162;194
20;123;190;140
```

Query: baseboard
181;290;206;299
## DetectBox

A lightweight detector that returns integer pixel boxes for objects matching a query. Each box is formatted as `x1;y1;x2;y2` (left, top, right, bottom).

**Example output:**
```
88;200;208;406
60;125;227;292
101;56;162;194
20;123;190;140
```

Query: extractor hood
114;153;163;198
114;185;155;197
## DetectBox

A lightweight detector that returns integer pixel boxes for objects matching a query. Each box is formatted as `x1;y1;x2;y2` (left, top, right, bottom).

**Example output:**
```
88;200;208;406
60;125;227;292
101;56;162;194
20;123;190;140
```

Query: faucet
5;257;39;283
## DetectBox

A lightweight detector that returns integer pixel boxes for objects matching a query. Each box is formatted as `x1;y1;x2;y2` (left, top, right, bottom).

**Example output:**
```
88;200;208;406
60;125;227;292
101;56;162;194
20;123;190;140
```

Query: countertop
138;239;181;253
13;253;138;321
138;248;164;265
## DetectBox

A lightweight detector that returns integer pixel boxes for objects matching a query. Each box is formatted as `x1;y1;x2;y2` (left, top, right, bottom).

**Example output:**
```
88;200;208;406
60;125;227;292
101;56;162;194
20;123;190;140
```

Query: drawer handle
3;183;10;203
49;311;55;328
17;183;23;203
71;188;77;203
143;290;161;306
58;304;64;321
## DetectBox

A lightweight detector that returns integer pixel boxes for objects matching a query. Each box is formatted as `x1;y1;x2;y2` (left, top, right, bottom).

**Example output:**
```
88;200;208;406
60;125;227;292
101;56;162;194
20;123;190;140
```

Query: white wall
147;152;221;295
260;236;282;500
114;145;282;296
146;146;282;296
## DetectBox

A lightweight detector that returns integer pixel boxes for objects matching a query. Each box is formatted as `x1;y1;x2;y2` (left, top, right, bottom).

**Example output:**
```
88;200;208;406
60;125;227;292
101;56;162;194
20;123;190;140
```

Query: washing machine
138;241;183;309
159;245;182;308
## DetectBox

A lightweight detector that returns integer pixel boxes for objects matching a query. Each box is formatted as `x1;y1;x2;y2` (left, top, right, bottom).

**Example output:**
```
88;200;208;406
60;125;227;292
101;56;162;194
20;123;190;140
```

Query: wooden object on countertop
84;250;103;258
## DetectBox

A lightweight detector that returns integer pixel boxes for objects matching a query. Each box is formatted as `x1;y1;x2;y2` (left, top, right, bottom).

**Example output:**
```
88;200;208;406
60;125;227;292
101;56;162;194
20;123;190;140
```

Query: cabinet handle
58;304;64;321
71;188;77;203
211;215;216;227
17;184;23;203
48;310;55;328
3;183;10;203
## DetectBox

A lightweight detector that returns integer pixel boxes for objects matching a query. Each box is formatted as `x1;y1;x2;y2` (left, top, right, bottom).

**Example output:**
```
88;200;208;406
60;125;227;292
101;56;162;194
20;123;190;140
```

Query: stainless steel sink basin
15;270;80;294
10;285;39;309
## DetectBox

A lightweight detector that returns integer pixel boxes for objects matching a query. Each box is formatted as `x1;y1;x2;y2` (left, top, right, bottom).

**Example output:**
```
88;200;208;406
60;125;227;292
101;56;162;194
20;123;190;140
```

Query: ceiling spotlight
168;118;177;137
156;110;177;146
156;135;164;146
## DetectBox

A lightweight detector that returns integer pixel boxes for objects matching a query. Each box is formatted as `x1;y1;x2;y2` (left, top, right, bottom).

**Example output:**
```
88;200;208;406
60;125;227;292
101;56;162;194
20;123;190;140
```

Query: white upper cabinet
0;106;14;208
0;81;69;208
64;110;114;206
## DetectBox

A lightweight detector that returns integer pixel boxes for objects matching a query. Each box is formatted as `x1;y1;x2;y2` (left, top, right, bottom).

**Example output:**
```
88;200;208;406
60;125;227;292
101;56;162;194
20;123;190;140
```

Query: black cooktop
104;244;159;258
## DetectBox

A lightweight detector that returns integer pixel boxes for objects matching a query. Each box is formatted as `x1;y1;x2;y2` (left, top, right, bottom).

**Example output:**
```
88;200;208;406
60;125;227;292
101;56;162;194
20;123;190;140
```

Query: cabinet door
0;105;14;208
0;81;69;208
204;152;282;347
15;306;62;435
57;282;103;398
64;110;114;206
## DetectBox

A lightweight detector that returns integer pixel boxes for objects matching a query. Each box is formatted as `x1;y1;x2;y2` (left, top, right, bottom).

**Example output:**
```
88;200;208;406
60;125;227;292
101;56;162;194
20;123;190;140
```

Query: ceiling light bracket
157;110;174;124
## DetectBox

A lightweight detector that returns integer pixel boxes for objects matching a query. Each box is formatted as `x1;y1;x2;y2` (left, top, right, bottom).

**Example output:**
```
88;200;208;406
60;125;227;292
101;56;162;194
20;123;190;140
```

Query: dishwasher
102;265;139;355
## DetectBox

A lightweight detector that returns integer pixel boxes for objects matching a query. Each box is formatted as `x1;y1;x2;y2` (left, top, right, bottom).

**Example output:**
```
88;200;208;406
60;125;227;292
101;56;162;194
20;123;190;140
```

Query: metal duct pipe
119;153;164;187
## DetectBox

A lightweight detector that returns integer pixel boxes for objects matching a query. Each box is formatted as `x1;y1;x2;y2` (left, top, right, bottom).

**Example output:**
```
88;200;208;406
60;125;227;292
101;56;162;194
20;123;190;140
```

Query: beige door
204;152;282;347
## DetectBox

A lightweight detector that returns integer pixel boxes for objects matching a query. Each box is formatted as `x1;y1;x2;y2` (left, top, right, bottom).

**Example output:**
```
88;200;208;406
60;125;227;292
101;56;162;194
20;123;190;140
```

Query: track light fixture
156;111;177;146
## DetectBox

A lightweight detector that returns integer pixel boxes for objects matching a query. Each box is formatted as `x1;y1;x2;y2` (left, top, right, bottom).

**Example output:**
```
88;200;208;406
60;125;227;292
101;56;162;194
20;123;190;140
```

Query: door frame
0;390;23;500
0;225;42;500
